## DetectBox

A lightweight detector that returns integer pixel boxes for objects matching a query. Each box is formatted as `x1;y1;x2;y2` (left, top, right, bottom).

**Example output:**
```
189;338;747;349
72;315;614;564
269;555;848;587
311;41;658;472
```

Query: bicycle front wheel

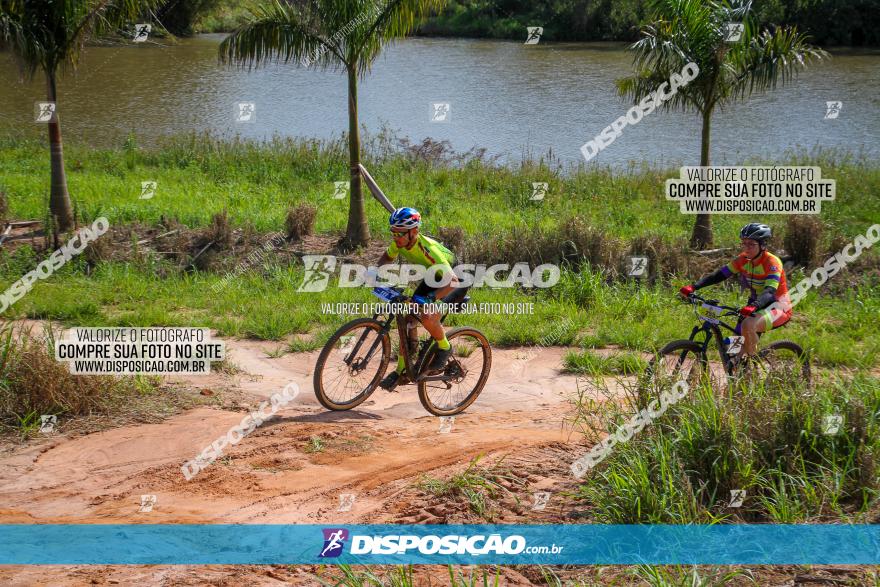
417;327;492;416
313;318;391;411
641;339;708;398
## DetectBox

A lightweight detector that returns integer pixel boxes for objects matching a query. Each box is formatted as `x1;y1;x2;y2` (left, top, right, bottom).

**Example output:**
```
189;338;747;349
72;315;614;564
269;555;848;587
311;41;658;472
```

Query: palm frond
0;0;161;78
619;0;825;114
218;0;445;75
727;27;828;100
218;0;337;69
353;0;435;74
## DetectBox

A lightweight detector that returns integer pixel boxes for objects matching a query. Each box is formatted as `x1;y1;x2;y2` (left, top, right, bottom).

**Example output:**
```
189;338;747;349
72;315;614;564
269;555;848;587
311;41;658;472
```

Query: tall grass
417;455;524;521
573;372;880;524
2;131;878;242
0;323;170;435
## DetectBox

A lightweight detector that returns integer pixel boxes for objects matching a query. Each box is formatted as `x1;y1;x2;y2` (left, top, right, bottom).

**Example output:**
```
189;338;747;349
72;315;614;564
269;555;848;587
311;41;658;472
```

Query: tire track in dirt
0;330;592;526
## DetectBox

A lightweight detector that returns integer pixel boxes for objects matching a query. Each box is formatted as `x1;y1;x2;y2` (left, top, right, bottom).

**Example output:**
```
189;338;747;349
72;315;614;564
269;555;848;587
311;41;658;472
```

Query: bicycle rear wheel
313;318;391;411
741;340;810;390
417;327;492;416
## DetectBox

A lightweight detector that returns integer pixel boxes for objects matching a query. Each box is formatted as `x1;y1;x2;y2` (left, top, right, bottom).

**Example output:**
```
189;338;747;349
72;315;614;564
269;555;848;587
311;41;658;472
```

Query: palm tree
0;0;160;232
617;0;827;248
219;0;443;249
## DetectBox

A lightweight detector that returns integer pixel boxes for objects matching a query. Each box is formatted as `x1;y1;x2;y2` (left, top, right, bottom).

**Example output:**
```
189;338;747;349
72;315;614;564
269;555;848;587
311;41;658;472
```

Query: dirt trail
0;332;593;527
0;329;600;584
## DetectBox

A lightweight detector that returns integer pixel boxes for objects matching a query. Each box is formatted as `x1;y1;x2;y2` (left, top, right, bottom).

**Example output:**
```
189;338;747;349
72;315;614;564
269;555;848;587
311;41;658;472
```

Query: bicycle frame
686;295;746;376
341;291;453;383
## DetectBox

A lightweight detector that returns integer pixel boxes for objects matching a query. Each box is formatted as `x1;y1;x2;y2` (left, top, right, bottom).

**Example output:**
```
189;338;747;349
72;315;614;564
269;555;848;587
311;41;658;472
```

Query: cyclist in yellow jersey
366;207;460;390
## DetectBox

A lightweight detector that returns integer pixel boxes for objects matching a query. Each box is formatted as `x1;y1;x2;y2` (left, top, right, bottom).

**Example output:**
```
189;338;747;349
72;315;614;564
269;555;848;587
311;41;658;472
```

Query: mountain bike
313;285;492;416
643;293;810;393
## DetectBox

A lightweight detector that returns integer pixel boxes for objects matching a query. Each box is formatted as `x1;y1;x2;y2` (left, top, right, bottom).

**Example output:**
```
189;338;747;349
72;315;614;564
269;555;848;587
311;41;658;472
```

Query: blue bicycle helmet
389;207;421;230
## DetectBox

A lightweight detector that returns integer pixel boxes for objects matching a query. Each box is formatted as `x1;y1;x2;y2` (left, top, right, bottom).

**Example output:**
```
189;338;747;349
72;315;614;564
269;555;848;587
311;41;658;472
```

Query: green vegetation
316;564;506;587
0;0;162;232
564;349;647;375
304;435;326;453
417;0;880;46
572;372;880;523
193;1;252;34
158;0;224;35
311;562;875;586
1;134;877;367
303;433;374;454
1;256;877;367
0;323;186;437
2;132;878;240
192;0;880;46
418;454;523;519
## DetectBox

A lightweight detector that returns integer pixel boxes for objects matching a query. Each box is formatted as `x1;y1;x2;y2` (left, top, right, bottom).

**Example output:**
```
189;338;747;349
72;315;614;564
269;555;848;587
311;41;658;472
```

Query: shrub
0;325;167;434
285;203;317;242
784;216;824;267
575;373;880;524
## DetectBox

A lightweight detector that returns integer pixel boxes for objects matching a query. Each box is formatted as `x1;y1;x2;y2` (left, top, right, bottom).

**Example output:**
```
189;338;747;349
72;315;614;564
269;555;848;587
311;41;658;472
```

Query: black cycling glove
693;267;729;290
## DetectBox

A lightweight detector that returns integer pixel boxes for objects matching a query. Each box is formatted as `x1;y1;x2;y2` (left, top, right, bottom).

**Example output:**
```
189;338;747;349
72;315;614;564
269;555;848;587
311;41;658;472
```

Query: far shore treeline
173;0;880;46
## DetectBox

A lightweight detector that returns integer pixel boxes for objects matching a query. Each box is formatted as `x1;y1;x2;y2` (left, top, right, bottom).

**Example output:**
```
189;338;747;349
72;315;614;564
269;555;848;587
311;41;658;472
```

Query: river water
1;35;878;166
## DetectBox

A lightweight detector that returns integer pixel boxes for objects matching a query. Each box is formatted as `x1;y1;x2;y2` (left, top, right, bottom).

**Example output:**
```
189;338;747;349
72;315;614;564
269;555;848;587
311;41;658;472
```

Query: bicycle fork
687;325;714;366
342;316;393;368
688;323;737;375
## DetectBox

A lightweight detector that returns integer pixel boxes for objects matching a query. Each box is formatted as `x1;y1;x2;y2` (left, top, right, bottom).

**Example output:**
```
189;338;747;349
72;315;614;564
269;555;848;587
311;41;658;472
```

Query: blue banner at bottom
0;524;878;565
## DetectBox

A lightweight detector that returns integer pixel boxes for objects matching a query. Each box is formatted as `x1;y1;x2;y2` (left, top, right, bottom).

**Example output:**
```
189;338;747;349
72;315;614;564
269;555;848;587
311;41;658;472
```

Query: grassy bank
2;132;878;240
1;240;877;368
1;132;878;368
572;368;880;524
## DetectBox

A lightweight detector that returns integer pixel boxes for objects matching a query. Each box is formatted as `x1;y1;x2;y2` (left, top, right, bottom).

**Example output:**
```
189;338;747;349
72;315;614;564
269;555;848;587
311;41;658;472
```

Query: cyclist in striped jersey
680;223;792;358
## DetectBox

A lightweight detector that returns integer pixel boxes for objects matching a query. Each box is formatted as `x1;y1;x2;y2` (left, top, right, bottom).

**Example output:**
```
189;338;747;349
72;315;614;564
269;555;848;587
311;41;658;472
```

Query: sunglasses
391;230;409;238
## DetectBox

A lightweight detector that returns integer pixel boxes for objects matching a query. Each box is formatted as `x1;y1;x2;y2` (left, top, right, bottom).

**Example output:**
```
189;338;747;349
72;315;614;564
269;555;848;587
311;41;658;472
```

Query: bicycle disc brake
349;356;369;375
442;360;466;384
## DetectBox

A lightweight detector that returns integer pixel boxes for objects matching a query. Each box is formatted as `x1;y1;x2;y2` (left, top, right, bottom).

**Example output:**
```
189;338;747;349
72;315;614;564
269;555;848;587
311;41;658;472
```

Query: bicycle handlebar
684;292;742;316
371;286;437;308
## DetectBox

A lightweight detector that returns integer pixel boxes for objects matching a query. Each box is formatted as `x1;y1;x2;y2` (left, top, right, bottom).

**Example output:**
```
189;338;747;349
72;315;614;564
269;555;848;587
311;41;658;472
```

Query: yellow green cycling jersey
386;234;455;275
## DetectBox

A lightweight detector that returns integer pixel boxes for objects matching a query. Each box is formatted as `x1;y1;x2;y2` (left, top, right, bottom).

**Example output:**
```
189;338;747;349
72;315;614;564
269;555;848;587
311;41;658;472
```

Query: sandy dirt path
0;330;596;584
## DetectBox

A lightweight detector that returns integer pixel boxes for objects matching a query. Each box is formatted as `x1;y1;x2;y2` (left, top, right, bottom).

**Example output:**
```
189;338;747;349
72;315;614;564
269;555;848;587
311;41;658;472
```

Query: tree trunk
342;63;369;249
46;72;75;233
689;107;714;249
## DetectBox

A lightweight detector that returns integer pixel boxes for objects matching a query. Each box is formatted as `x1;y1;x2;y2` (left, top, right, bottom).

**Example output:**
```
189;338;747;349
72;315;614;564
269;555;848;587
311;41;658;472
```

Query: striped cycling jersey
721;250;788;303
386;233;455;275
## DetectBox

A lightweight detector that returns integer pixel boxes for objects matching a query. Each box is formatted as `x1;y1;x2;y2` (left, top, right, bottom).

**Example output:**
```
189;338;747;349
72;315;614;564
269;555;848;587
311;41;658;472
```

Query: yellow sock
437;335;450;351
